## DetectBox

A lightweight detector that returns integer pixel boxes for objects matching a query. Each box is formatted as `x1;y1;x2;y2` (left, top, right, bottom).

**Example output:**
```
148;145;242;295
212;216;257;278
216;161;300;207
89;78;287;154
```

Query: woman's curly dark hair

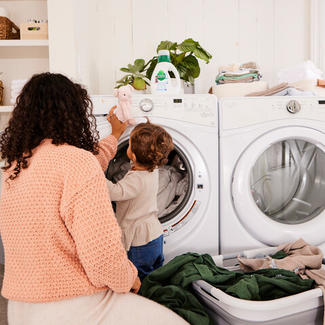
130;120;173;172
0;72;99;180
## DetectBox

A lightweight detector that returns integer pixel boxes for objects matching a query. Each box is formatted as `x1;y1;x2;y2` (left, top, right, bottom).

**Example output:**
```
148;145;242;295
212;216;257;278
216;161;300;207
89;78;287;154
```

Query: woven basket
0;80;3;105
0;17;20;40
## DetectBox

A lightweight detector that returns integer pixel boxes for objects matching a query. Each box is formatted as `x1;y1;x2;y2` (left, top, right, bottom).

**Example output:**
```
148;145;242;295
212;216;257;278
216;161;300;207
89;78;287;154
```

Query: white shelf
0;40;48;47
0;106;13;112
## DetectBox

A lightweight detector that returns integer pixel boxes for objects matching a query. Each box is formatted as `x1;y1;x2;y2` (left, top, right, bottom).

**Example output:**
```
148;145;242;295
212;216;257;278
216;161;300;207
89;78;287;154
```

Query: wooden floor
0;264;8;325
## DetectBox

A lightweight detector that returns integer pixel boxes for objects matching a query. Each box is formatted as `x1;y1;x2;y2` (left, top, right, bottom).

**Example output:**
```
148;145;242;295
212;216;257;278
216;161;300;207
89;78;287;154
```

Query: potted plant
146;38;212;93
115;59;150;92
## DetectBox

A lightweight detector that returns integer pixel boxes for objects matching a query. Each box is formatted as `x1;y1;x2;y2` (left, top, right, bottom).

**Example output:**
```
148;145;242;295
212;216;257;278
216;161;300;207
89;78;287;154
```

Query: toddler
107;120;173;281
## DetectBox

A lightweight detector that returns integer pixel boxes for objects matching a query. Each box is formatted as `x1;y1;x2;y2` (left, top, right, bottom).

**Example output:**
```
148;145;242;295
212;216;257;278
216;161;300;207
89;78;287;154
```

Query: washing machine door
232;126;325;246
105;123;211;244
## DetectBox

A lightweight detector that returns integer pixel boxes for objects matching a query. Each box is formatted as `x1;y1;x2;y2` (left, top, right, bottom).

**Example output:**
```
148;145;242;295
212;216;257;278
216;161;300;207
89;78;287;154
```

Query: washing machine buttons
139;98;154;112
286;100;301;114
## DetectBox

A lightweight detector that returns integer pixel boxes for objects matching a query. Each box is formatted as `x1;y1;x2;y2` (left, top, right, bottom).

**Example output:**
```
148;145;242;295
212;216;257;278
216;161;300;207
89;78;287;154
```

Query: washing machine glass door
232;126;325;246
106;138;194;228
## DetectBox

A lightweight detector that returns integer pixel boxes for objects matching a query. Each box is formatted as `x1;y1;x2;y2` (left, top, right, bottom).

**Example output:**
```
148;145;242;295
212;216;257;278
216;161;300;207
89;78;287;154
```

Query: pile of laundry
157;154;188;220
140;239;325;325
246;82;315;96
215;61;262;85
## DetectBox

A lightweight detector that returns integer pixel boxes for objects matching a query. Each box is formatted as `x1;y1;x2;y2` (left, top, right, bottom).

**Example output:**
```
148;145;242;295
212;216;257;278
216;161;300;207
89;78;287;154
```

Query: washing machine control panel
133;94;218;127
90;94;217;127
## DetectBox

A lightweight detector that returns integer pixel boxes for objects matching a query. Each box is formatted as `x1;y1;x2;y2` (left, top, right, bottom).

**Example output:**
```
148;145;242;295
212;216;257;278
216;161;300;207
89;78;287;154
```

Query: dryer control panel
91;94;218;127
220;97;325;130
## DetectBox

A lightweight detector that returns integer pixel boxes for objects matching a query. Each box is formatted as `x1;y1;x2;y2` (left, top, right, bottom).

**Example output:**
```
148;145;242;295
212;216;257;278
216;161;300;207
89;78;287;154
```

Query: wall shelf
0;40;48;47
0;106;13;112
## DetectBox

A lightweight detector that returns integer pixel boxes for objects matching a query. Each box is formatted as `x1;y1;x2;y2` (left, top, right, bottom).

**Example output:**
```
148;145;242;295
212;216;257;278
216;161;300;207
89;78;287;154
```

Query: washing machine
219;96;325;255
92;94;219;262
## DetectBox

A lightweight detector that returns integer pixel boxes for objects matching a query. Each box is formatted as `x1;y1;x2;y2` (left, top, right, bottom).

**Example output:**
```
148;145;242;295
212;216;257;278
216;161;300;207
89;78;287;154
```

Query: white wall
49;0;311;94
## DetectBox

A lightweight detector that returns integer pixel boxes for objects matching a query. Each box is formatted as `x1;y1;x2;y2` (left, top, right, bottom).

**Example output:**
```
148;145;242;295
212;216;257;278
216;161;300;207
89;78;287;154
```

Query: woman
0;73;188;324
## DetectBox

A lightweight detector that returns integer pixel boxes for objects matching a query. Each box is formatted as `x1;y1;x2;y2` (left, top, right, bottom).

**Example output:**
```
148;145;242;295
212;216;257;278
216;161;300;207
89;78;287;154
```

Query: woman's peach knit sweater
0;136;137;303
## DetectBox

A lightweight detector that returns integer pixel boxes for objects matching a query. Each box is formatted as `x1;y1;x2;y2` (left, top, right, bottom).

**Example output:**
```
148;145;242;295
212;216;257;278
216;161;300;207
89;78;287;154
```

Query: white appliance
219;96;325;255
92;94;219;262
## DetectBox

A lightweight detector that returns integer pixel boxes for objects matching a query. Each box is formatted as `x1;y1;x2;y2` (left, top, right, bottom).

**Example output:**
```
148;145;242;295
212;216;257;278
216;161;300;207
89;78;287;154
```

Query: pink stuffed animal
113;85;136;125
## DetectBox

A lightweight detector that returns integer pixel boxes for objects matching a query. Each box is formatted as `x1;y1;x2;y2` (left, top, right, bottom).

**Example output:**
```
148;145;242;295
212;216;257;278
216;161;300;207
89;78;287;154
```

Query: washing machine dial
286;100;301;114
139;98;154;112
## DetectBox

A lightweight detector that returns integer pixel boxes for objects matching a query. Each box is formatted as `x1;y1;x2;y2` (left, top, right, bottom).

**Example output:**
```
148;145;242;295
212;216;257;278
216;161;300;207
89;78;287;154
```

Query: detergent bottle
150;50;181;95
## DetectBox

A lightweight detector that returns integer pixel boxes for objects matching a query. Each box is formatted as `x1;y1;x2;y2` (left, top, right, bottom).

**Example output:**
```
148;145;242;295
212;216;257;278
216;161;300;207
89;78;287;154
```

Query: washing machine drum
106;140;193;224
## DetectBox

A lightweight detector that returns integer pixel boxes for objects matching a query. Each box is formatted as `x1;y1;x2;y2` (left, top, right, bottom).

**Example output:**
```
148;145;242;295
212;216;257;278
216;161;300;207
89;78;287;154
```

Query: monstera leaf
157;41;177;52
177;38;212;63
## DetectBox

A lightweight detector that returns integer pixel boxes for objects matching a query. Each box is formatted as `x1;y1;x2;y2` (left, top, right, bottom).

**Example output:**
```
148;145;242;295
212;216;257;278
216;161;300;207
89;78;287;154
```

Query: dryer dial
286;100;301;114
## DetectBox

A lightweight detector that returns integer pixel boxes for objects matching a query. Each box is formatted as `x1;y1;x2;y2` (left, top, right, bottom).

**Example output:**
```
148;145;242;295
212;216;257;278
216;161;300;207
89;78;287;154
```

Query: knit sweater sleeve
95;135;118;171
61;167;137;293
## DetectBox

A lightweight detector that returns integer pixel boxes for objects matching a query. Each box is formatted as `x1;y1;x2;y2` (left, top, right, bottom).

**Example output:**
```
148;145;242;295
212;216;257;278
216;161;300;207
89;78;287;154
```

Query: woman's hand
107;106;128;140
131;276;141;294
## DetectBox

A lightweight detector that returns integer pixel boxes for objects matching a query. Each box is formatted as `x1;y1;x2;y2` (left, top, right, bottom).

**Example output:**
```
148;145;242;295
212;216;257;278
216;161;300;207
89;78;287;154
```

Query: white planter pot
132;88;146;94
182;80;195;94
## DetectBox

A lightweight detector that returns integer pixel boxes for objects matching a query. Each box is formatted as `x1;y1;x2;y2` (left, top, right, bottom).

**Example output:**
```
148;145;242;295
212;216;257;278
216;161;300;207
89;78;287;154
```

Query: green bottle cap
158;50;170;63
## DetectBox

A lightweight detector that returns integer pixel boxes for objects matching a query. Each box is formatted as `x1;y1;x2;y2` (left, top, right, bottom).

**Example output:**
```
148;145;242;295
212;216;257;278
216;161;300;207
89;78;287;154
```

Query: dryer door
232;126;325;246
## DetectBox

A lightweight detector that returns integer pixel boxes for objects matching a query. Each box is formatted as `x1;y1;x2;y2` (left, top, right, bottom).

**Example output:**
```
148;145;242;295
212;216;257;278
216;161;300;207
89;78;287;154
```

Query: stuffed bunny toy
113;85;136;125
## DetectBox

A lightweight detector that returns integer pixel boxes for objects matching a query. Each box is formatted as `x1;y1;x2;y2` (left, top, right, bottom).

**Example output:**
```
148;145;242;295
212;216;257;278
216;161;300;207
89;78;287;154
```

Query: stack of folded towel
215;61;262;85
10;80;27;105
246;82;315;97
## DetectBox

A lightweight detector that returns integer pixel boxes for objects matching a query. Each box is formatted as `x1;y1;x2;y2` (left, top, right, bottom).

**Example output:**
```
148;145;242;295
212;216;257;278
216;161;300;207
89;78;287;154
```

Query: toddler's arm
107;172;143;201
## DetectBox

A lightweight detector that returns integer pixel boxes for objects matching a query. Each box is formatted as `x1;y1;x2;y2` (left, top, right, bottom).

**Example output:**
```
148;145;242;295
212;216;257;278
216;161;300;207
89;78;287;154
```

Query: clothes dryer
92;94;219;261
219;97;325;255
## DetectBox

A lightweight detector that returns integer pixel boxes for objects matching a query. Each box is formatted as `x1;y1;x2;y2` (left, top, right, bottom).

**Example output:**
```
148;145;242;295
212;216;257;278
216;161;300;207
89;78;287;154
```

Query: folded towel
246;82;289;96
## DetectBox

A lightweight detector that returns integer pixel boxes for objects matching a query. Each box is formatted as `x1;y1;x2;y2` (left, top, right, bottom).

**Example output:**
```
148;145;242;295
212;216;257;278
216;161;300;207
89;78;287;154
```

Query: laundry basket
192;248;324;325
0;17;20;39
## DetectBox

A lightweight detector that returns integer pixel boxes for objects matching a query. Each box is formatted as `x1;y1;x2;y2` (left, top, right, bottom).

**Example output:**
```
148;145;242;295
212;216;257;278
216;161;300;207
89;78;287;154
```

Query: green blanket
139;253;314;325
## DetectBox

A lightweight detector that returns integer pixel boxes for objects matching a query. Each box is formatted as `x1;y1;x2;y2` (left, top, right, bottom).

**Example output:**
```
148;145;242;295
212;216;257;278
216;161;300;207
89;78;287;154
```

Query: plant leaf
193;47;212;63
120;67;130;73
177;38;212;63
134;73;148;79
146;57;158;80
134;59;145;71
127;64;137;74
188;75;195;84
177;38;198;53
180;55;200;78
157;41;177;52
173;52;186;65
116;75;130;83
132;77;146;90
176;64;189;82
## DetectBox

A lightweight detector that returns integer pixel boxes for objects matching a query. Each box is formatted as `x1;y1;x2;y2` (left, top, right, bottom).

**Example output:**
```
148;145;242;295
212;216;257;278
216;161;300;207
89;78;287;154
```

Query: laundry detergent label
156;70;167;81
